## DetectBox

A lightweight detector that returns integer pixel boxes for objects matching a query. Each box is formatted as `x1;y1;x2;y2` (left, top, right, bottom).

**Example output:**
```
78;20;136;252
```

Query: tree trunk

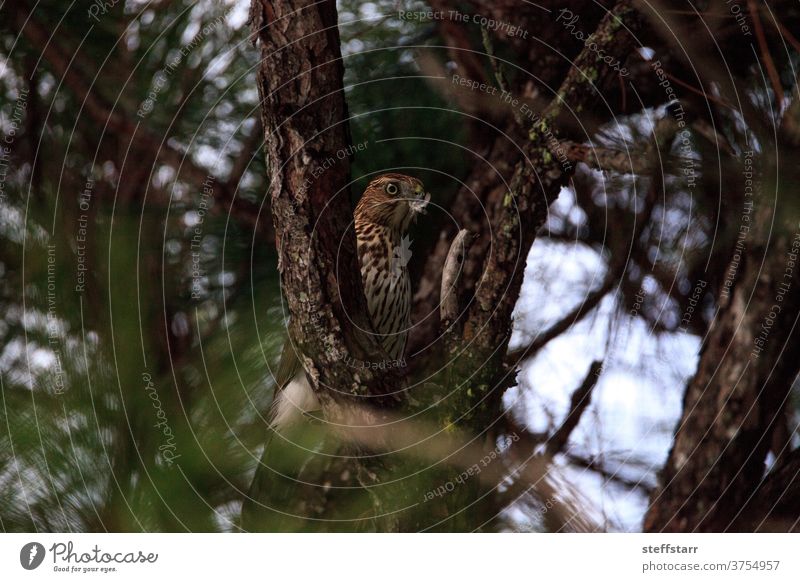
250;0;402;413
644;168;800;532
244;0;417;532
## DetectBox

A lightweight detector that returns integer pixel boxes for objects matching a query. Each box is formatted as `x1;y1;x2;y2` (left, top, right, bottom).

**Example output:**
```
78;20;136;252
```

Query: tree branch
748;0;784;105
565;452;655;493
505;276;616;365
546;360;603;456
463;1;644;363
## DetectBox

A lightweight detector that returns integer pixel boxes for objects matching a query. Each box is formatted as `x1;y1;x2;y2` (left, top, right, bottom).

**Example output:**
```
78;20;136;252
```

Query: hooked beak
409;185;431;215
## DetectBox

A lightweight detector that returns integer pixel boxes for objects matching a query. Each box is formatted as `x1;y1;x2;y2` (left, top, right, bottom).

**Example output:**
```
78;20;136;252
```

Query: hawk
270;173;430;429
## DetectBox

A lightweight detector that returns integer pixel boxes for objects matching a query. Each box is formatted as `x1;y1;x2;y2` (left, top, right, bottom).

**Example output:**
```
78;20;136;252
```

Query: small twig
480;27;508;94
748;0;784;106
565;452;654;493
546;361;603;456
505;277;615;365
773;16;800;54
639;56;737;111
226;118;263;190
481;26;525;128
665;72;734;110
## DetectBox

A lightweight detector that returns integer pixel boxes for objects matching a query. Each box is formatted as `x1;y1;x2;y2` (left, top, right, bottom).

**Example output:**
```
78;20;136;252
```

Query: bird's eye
385;182;398;195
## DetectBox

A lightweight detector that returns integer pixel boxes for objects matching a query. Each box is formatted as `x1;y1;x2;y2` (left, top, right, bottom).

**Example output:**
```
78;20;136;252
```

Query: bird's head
355;173;430;232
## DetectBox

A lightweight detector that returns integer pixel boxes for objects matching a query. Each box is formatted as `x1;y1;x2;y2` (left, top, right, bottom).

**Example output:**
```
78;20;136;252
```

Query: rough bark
243;0;426;533
739;448;800;532
644;180;800;532
250;0;402;414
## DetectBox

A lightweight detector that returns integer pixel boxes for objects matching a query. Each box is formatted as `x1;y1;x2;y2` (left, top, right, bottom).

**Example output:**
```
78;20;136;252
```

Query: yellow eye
385;182;398;195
